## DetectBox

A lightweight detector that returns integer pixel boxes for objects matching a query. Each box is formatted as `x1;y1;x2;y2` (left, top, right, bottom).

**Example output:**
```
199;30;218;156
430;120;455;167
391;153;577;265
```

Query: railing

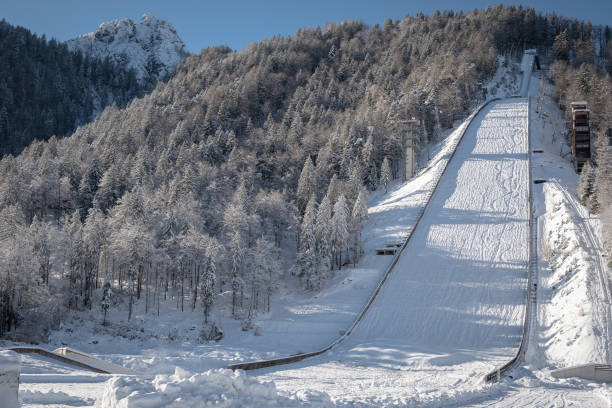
229;98;502;371
6;347;111;374
484;96;535;382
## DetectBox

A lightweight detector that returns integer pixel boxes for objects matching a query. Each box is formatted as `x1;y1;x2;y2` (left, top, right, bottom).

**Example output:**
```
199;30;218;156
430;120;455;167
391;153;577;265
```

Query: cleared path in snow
258;99;530;405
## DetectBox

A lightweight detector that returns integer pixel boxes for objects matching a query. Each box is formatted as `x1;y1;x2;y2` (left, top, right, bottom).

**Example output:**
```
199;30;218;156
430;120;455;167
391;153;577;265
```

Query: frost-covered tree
101;281;112;326
380;156;392;192
577;160;596;209
201;257;216;323
223;181;249;317
297;195;317;289
331;194;349;269
351;188;369;265
297;158;317;214
362;136;378;191
29;216;52;285
314;194;332;289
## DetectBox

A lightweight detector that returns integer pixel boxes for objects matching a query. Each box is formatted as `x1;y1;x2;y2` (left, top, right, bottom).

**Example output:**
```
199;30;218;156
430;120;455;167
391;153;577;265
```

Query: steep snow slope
257;99;530;405
67;14;188;82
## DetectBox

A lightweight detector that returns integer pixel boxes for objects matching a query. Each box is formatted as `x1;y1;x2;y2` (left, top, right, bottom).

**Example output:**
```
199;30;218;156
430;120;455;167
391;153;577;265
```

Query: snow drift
95;367;333;407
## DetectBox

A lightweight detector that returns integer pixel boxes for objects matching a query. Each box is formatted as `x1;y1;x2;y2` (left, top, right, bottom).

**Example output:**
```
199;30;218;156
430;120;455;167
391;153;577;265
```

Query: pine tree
101;281;112;325
578;160;596;208
314;194;332;288
297;157;317;214
380;156;392;192
331;194;349;269
553;29;570;61
297;195;317;289
362;136;378;191
201;257;216;323
351;188;369;265
325;174;342;207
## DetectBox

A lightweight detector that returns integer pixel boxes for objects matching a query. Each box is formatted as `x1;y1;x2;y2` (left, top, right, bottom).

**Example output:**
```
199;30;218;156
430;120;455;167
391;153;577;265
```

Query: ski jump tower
570;101;591;172
402;119;420;180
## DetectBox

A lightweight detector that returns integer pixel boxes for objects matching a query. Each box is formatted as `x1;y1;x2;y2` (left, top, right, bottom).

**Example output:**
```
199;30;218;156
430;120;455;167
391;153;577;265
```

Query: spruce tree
380;156;392;192
201;257;216;323
297;195;317;289
297;157;317;214
331;194;349;269
315;194;332;288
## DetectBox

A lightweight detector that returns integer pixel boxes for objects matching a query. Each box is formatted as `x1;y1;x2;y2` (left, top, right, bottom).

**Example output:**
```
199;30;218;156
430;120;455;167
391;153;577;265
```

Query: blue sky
1;0;611;53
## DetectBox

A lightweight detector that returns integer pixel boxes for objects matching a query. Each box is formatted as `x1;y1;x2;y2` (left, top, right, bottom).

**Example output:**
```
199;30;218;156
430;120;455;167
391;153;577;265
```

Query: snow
519;50;535;96
95;367;333;408
486;56;521;98
12;60;612;407
255;98;530;406
538;181;609;366
66;14;188;82
20;389;94;407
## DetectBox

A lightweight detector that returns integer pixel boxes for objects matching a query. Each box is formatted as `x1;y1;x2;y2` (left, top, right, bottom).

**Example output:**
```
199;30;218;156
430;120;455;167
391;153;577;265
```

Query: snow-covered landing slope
258;99;530;406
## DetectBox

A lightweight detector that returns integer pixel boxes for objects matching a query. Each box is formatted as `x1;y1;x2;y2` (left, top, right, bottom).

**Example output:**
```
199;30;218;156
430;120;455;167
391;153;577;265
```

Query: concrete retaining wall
0;350;20;408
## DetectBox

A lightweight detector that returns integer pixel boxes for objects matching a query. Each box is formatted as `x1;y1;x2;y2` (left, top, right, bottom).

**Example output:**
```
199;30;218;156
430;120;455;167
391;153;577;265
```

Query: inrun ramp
258;99;530;405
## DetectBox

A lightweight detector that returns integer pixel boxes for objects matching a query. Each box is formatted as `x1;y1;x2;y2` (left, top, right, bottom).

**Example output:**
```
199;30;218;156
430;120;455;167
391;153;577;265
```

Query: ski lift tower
402;119;420;180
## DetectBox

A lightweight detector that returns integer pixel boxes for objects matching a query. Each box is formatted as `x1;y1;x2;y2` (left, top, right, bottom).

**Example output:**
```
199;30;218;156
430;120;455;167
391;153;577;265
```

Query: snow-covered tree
380;156;392;192
201;256;216;323
296;195;317;289
297;157;317;214
578;160;596;209
29;216;52;285
331;194;349;269
314;194;332;289
351;188;369;265
362;135;378;191
101;281;112;325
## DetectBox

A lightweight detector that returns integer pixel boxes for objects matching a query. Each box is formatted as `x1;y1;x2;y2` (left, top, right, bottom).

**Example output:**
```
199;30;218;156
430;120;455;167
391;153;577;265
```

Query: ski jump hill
232;54;537;399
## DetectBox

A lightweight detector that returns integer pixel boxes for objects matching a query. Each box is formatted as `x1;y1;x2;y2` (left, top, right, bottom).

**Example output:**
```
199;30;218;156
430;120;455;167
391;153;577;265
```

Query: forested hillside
0;20;147;157
545;24;612;255
0;6;606;339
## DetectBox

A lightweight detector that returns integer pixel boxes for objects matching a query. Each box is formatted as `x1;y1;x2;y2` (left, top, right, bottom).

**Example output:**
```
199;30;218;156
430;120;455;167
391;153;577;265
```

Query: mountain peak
67;14;188;83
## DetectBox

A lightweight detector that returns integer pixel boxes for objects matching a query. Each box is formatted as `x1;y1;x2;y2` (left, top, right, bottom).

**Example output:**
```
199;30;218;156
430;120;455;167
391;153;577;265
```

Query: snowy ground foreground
96;368;334;408
255;99;531;405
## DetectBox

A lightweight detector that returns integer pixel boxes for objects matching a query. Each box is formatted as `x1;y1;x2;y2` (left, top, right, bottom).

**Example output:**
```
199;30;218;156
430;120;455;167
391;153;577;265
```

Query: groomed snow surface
255;98;530;406
11;68;612;407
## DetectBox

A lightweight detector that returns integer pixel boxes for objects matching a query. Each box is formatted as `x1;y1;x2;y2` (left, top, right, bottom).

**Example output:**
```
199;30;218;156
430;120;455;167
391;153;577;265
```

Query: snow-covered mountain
67;14;188;82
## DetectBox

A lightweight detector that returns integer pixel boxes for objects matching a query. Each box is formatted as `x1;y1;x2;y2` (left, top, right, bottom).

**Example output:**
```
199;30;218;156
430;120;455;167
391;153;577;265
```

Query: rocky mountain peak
67;14;188;83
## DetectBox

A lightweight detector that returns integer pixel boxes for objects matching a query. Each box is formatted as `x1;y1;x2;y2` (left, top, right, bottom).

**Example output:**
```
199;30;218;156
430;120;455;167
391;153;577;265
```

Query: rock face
67;14;188;82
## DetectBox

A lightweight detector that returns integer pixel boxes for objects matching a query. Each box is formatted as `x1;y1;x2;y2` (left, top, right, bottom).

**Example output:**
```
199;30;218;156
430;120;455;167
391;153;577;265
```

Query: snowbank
0;350;20;408
541;182;608;366
96;367;333;407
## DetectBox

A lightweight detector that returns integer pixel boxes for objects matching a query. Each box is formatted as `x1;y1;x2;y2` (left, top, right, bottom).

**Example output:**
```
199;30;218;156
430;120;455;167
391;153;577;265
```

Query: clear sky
1;0;611;53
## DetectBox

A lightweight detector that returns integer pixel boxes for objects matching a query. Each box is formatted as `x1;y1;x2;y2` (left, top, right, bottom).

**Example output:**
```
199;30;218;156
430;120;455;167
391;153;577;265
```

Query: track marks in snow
260;99;531;404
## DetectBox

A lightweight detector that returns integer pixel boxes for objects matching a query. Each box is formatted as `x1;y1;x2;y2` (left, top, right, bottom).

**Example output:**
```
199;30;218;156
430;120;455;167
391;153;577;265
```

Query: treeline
0;19;148;157
545;23;612;257
0;6;581;338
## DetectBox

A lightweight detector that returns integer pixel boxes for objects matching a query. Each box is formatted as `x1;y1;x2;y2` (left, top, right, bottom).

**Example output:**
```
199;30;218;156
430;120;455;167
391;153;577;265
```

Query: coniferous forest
0;20;148;157
0;5;611;340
